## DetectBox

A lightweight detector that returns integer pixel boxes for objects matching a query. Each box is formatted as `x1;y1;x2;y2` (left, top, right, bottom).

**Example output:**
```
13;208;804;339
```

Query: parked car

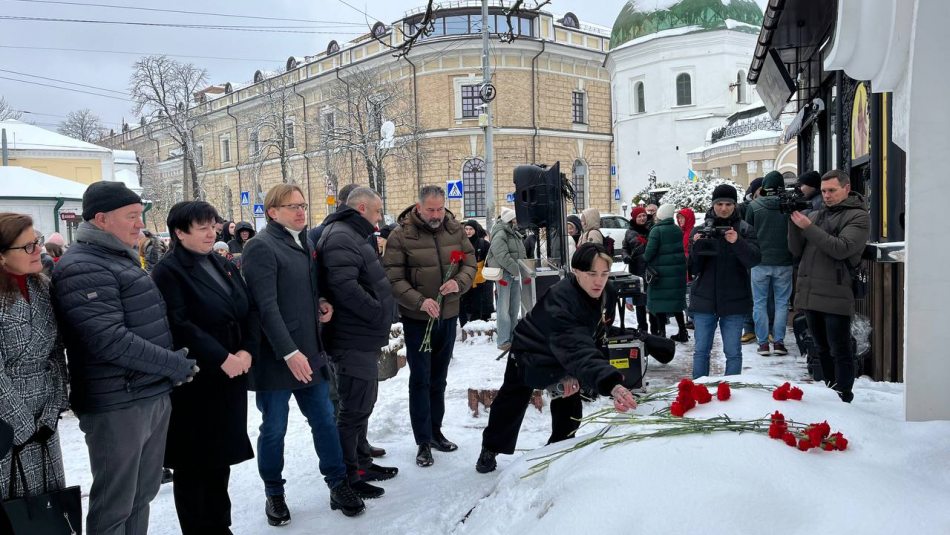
570;213;629;247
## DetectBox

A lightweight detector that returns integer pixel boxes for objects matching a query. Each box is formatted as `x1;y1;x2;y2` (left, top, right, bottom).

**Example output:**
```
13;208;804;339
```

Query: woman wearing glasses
0;213;68;498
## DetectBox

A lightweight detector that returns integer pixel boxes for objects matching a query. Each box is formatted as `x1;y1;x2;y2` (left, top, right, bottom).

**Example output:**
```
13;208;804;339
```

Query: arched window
463;158;486;218
572;159;587;211
736;70;747;104
635;81;645;113
676;73;692;106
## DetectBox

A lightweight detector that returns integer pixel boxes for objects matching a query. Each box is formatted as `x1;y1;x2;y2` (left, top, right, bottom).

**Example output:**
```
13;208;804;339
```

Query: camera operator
788;170;869;403
474;243;638;474
688;185;761;379
796;170;824;214
744;171;794;356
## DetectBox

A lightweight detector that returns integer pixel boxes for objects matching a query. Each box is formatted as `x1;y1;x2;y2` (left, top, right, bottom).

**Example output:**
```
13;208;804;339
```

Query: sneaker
350;480;385;499
265;494;291;526
329;482;365;517
757;343;771;356
430;433;458;452
369;445;386;458
772;342;788;356
670;331;690;343
475;447;497;474
741;332;757;344
360;463;398;482
416;444;434;467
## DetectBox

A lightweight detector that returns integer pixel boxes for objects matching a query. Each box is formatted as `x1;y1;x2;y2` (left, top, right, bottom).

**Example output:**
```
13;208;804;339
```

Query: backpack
602;235;616;257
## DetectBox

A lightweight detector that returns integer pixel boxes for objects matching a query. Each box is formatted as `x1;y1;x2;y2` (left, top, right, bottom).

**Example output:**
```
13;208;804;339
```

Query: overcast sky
0;0;764;133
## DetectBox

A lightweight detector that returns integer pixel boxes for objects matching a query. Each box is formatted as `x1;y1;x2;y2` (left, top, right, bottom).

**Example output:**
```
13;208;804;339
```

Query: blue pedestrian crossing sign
447;180;464;199
614;188;621;201
253;204;265;218
506;192;515;203
240;191;250;206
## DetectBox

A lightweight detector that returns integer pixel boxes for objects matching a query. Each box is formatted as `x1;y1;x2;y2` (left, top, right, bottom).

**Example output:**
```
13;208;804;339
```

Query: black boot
475;448;497;474
350;480;385;499
330;482;365;517
265;494;291;526
361;463;398;481
430;433;458;452
416;443;434;467
670;331;689;343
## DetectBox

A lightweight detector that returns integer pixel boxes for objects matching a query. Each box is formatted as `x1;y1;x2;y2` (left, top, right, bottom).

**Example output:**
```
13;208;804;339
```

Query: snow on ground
58;321;950;534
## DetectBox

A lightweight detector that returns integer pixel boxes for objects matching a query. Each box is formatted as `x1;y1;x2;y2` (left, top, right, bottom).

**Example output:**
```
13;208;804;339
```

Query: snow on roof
113;150;138;165
687;128;782;155
725;18;760;31
0;166;89;199
0;120;111;153
610;24;704;52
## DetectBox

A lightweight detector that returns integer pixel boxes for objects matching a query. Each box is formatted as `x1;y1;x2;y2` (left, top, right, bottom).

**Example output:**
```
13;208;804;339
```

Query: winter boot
361;463;398;482
350;480;385;499
330;482;365;517
475;448;497;474
265;494;291;526
416;444;434;467
670;331;690;343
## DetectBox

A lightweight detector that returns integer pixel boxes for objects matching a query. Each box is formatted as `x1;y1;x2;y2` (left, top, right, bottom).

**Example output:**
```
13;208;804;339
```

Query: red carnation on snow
788;386;804;400
782;432;797;447
716;382;731;401
670;401;686;417
770;411;785;424
772;382;791;401
692;384;713;404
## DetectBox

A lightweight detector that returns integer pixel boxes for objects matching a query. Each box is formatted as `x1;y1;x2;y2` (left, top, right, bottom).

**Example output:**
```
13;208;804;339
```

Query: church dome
609;0;762;50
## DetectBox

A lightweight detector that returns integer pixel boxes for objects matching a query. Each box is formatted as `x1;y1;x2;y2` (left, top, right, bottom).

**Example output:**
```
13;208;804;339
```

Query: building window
572;91;586;124
369;101;383;134
572;159;587;211
461;84;480;118
284;118;296;149
249;129;259;156
736;70;747;104
462;158;486;217
323;111;335;134
219;136;230;163
676;73;692;106
194;144;204;168
635;82;645;113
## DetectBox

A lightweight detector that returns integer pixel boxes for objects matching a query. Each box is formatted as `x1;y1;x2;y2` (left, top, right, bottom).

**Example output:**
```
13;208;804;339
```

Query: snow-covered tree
58;108;106;142
633;178;746;214
0;96;23;121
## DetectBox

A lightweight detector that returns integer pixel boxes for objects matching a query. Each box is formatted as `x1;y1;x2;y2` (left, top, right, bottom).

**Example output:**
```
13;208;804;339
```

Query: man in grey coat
53;180;198;535
789;170;870;403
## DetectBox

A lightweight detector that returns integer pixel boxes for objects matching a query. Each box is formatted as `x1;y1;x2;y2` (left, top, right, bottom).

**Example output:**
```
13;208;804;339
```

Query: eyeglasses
3;238;42;255
278;203;309;211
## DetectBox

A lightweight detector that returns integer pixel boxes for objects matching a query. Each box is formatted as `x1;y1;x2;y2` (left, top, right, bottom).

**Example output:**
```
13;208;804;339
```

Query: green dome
609;0;763;50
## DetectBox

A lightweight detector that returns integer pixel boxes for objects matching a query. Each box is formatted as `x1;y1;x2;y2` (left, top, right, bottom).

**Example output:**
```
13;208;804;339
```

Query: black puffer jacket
317;207;395;363
511;275;623;394
228;221;256;254
688;209;761;317
52;222;194;414
621;225;647;277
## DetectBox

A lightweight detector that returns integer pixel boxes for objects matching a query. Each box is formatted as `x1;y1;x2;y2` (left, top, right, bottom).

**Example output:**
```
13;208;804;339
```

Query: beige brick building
104;4;616;230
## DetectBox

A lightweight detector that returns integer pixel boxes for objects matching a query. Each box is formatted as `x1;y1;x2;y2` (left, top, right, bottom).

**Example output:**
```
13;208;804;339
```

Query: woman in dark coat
460;220;494;326
151;201;256;535
622;207;650;331
643;204;689;341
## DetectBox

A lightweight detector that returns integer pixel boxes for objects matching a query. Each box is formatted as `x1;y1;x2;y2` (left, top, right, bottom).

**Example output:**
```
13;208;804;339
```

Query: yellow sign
327;195;336;206
610;358;630;369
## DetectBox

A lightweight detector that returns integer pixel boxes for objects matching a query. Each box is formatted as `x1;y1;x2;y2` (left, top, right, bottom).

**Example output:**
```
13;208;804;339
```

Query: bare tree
58;108;106;142
138;153;183;232
129;56;208;200
324;66;424;209
242;74;300;184
0;96;23;121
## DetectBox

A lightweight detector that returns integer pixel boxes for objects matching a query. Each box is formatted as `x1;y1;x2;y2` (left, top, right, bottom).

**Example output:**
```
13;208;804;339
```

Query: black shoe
265;495;291;526
330;482;365;517
350;480;385;499
670;331;689;343
430;434;458;453
361;463;398;482
161;468;173;485
475;448;497;474
369;445;386;458
685;321;695;330
838;391;854;403
416;444;434;467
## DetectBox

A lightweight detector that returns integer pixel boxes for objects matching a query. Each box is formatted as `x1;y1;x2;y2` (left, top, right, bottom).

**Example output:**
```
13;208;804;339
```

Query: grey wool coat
0;276;67;498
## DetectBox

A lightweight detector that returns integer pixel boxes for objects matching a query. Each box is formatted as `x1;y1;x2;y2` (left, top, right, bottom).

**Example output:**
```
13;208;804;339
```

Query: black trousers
173;465;232;535
804;310;854;394
337;372;379;482
482;358;583;455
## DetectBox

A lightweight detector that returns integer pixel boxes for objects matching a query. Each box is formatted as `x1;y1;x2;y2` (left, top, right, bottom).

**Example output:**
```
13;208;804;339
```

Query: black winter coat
52;222;193;414
688;210;762;316
242;221;328;391
317;208;395;377
151;245;256;469
621;226;647;277
228;221;256;255
511;275;623;394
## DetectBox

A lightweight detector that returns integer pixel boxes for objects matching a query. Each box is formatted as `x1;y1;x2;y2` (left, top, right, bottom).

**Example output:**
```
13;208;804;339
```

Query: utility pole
481;0;496;232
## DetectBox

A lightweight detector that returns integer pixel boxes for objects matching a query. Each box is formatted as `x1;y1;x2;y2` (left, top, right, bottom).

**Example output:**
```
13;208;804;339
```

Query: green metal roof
610;0;763;50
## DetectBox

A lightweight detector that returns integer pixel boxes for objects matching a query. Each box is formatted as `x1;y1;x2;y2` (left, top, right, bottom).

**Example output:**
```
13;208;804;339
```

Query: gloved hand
172;349;200;386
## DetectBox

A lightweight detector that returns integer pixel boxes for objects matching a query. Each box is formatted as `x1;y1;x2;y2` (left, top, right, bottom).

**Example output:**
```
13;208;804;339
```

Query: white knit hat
656;204;676;221
500;207;516;223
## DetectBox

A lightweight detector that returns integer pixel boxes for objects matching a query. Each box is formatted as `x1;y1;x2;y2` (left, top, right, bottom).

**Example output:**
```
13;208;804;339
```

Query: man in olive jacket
788;170;870;403
383;185;476;468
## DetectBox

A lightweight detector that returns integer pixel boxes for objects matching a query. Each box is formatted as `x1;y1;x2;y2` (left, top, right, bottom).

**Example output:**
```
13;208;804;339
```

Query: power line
0;15;368;34
333;0;384;24
7;0;371;25
0;44;281;63
0;75;129;100
0;68;127;95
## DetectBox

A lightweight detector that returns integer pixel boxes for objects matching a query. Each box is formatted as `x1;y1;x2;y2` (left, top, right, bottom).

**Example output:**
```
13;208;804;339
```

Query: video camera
778;187;812;214
697;222;733;240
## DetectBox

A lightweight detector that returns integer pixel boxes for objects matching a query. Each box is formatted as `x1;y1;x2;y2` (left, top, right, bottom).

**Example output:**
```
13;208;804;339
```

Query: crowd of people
0;167;868;534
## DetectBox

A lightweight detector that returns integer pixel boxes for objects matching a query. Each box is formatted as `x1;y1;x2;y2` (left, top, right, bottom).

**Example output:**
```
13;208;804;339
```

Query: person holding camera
688;185;761;379
474;243;638;474
788;170;869;403
745;171;794;356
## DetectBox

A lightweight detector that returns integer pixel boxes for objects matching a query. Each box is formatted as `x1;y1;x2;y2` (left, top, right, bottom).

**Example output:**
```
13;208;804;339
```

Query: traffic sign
447;180;464;199
614;188;621;201
611;165;617;176
506;192;515;203
240;191;250;206
479;83;497;103
253;204;265;217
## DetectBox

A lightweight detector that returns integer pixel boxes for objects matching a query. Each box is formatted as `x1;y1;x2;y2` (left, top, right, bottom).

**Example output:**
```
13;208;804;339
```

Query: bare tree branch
0;96;23;121
58;108;106;142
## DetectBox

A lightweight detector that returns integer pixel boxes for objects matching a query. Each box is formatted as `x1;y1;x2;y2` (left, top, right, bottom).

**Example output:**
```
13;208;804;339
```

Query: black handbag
644;265;660;284
0;442;82;535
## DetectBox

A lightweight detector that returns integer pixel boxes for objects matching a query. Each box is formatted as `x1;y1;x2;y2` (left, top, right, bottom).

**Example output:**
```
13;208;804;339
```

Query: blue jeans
692;313;745;379
495;275;522;348
402;316;457;445
751;265;793;344
255;381;346;496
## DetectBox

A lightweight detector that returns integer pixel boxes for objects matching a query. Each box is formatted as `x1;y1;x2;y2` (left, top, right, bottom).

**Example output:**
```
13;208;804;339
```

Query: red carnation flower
830;432;849;451
805;425;824;446
818;421;831;438
450;250;466;264
797;438;813;451
783;432;797;447
678;378;695;393
772;389;789;401
670;401;685;417
768;424;786;439
788;387;804;400
692;385;713;404
822;442;836;451
770;411;785;424
716;382;731;401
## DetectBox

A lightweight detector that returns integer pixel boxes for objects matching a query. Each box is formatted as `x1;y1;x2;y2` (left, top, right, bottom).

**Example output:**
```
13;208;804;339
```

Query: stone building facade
103;3;616;230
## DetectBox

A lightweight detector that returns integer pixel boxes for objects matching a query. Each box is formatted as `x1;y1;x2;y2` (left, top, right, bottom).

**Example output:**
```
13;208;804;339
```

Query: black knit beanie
82;181;142;221
711;184;738;205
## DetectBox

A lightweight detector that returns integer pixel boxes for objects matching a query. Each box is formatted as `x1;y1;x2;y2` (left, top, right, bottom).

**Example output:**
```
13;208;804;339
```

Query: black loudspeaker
514;162;561;227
